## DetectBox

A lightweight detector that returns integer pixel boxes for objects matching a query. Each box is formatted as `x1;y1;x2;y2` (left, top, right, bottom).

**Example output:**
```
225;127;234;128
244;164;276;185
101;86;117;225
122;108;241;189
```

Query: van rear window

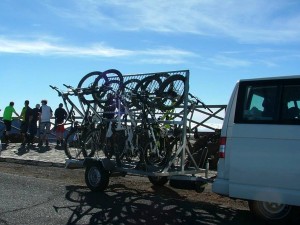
235;79;300;124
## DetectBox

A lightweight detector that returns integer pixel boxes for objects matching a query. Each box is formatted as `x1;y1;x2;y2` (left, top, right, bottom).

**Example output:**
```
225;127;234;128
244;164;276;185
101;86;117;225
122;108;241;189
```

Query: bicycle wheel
64;128;86;159
92;79;121;109
122;78;140;108
77;71;104;103
102;69;124;85
145;138;172;168
156;74;186;110
117;129;144;168
132;75;162;109
82;128;102;158
78;71;103;89
93;69;124;95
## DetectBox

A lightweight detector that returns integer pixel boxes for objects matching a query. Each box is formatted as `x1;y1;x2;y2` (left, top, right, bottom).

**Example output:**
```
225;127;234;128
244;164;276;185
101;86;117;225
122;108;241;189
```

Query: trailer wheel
195;181;206;193
85;164;109;192
248;200;294;223
148;176;169;186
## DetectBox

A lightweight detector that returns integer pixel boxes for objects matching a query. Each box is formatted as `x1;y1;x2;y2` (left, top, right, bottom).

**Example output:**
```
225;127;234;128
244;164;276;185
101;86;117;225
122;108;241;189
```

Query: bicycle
116;90;171;171
50;85;102;159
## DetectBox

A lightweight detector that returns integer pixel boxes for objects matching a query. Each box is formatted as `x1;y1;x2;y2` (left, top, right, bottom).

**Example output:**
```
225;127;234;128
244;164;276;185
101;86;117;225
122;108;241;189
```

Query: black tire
195;181;206;193
123;79;141;108
85;163;110;192
123;78;141;92
248;200;294;223
82;128;102;158
148;176;169;186
156;74;186;110
144;137;172;168
64;129;86;159
77;71;104;103
77;71;103;89
92;79;121;109
132;75;163;109
92;69;124;101
102;69;124;85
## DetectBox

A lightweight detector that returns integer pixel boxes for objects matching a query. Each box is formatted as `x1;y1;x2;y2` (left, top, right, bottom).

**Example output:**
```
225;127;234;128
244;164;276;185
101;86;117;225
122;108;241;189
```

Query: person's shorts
20;121;29;133
40;122;51;134
3;120;12;132
56;124;65;133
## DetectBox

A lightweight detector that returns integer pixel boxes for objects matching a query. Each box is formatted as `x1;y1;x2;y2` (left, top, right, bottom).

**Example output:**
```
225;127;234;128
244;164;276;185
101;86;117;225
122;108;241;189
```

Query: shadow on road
53;184;264;225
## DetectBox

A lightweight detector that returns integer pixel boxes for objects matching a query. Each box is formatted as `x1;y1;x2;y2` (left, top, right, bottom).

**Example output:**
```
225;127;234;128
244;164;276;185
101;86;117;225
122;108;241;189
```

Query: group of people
1;100;67;148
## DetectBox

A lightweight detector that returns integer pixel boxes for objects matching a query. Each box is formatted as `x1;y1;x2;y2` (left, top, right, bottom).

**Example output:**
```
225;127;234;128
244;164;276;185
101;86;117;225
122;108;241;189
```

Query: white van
212;75;300;223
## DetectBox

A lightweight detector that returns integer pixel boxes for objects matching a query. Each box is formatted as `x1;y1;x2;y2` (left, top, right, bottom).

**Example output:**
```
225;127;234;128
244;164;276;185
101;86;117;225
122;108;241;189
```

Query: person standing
103;93;116;119
20;100;31;147
26;104;40;147
54;103;67;146
3;101;20;144
39;100;53;147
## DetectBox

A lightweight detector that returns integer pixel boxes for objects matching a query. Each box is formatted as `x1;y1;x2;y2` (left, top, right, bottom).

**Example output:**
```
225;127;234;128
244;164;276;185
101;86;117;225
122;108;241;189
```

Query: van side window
281;85;300;121
237;85;278;122
235;80;300;124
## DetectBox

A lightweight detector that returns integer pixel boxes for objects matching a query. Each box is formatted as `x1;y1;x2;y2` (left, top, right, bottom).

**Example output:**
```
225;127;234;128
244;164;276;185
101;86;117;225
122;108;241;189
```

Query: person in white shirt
39;100;53;147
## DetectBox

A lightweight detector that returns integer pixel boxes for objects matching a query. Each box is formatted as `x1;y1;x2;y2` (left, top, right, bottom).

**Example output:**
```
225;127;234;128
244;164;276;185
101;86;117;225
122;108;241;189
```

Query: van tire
248;200;294;223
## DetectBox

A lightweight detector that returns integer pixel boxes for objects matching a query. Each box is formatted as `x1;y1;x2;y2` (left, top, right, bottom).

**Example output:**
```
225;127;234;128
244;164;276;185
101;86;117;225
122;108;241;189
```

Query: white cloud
209;55;252;68
0;36;195;64
47;0;300;44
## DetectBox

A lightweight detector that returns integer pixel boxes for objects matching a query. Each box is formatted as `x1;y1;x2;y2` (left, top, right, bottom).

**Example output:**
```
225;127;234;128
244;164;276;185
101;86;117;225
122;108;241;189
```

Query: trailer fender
83;157;116;171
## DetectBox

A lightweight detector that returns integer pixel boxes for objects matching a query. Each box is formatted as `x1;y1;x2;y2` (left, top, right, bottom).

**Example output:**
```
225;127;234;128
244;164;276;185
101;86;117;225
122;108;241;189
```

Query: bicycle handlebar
63;84;73;89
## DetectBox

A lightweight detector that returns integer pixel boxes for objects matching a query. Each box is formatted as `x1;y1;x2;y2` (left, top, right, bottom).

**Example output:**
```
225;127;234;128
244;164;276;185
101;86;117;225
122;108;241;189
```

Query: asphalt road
0;163;265;225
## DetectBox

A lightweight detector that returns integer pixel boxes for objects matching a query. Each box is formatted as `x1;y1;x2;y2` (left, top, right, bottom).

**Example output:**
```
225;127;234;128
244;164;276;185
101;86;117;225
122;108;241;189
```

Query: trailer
52;69;225;192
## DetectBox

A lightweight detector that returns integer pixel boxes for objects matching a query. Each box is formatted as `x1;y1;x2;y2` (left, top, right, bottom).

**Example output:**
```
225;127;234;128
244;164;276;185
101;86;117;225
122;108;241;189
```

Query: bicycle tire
156;74;186;110
122;78;140;108
131;75;162;109
92;79;121;109
64;128;86;159
117;129;144;168
144;136;172;168
104;69;124;82
94;69;124;89
77;71;104;104
81;128;102;158
77;71;103;89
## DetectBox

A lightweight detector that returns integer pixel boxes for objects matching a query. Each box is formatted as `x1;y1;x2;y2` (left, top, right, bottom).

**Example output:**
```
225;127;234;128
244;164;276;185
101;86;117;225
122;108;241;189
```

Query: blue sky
1;0;300;116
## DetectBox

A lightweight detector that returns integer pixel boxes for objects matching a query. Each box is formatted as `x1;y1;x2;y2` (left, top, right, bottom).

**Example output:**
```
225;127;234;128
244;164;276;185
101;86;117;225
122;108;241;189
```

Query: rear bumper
212;178;229;196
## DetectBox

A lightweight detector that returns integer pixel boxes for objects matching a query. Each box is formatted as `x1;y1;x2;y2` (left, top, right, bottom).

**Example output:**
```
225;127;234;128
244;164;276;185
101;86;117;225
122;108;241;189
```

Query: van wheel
85;164;109;192
248;200;293;223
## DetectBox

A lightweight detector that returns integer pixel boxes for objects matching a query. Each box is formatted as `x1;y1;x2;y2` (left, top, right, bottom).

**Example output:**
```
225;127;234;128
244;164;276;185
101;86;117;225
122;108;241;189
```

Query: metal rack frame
64;70;223;183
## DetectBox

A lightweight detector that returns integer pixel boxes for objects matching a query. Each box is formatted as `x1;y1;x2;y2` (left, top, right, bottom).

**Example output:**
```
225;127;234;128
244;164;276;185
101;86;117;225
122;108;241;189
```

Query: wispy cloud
1;0;299;68
0;36;195;64
47;0;300;44
209;55;252;68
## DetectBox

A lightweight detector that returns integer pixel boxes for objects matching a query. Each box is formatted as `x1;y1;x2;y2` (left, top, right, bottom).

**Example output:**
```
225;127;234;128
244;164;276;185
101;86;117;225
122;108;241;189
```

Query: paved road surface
2;142;295;225
1;162;265;225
